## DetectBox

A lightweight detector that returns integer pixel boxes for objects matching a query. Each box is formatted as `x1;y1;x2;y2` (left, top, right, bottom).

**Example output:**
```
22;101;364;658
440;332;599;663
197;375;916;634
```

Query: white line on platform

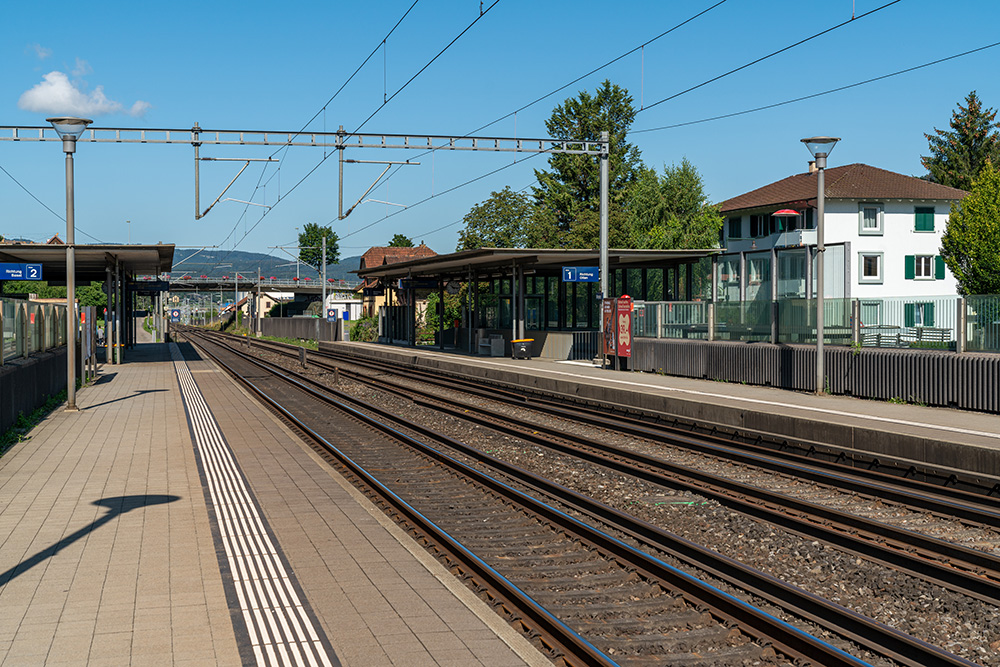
417;351;1000;442
171;344;335;667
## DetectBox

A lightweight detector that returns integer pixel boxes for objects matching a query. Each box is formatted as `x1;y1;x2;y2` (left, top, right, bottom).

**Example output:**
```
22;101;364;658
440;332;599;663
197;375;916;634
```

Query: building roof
719;163;968;213
356;247;718;282
359;243;437;288
0;243;174;283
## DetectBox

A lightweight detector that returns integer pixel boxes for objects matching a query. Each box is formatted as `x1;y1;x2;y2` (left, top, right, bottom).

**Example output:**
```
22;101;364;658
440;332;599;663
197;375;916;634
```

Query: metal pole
193;122;201;219
599;130;609;304
63;139;78;410
816;157;826;395
337;125;345;220
322;235;327;318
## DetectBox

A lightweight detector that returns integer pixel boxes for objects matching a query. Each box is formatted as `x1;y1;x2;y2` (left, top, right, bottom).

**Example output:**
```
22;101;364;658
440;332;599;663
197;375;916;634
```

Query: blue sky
2;0;998;267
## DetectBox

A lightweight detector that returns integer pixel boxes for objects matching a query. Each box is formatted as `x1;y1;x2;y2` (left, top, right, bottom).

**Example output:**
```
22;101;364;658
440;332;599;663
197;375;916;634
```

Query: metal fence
634;294;1000;354
2;298;69;363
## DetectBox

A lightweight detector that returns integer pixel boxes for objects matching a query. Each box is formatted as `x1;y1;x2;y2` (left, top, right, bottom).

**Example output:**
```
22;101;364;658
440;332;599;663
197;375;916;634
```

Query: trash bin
511;338;533;360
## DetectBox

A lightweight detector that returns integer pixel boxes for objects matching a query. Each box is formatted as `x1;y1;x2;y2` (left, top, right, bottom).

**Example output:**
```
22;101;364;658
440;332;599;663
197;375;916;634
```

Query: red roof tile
719;163;968;213
359;244;437;288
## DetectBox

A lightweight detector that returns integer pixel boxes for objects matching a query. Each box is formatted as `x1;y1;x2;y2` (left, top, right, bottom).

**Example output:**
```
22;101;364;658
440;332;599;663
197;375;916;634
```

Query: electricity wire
633;40;1000;133
0;162;104;242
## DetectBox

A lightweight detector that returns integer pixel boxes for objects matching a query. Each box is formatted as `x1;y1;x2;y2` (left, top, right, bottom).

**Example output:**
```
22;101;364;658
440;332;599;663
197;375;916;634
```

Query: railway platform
323;341;1000;483
0;341;546;666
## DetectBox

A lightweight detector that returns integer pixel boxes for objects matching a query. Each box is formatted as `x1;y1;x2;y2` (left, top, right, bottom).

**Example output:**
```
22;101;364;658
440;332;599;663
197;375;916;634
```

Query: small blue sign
342;311;350;321
0;263;44;281
170;309;181;322
562;266;599;283
326;308;337;322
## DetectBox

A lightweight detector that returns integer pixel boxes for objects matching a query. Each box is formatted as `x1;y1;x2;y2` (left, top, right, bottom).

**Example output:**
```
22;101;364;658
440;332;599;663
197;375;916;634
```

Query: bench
861;326;906;348
478;334;504;356
901;326;952;347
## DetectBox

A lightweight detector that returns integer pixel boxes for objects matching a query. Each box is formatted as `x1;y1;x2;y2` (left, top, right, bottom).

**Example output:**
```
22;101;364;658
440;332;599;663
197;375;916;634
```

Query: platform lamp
800;136;840;395
48;116;93;411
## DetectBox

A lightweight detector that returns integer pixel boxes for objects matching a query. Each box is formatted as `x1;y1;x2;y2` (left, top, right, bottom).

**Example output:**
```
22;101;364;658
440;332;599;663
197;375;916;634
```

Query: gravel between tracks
250;344;1000;666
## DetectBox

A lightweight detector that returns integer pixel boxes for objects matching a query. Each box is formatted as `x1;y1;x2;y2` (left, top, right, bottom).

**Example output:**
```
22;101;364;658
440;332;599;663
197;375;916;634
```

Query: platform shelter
0;242;174;363
356;247;717;359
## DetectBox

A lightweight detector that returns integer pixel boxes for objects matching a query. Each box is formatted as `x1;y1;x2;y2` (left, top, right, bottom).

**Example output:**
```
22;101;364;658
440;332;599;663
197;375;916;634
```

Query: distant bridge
147;275;362;294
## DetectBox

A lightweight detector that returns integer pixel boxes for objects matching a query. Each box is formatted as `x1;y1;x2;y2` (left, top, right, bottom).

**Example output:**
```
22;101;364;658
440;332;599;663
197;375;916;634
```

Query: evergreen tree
532;80;642;248
922;91;1000;191
388;234;414;247
940;161;1000;295
617;159;723;249
297;222;340;276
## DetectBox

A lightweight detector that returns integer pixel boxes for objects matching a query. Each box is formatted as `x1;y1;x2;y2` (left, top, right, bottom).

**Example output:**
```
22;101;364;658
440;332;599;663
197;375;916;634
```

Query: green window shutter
904;303;915;327
915;207;935;232
935;255;946;280
925;302;935;327
904;255;915;279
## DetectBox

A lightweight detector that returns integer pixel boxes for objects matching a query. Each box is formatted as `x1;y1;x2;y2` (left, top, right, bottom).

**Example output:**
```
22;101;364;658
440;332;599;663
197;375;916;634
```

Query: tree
297;222;340;276
456;186;533;250
940;161;1000;295
388;234;414;247
922;91;1000;191
532;80;643;247
617;159;723;249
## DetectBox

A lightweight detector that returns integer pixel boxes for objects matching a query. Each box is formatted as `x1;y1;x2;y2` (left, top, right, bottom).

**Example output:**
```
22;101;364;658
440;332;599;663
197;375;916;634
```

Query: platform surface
0;342;545;666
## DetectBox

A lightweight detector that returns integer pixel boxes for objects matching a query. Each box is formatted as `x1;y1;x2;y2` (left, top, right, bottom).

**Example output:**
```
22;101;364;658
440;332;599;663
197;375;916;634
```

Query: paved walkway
0;343;545;666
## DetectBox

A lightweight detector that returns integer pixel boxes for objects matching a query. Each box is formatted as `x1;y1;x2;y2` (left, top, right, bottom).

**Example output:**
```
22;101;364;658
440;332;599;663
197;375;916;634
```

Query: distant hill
171;248;361;280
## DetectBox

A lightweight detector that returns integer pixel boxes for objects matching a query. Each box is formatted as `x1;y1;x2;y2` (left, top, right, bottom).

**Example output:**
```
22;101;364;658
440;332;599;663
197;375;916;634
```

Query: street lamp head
47;117;93;154
800;136;840;161
47;117;93;139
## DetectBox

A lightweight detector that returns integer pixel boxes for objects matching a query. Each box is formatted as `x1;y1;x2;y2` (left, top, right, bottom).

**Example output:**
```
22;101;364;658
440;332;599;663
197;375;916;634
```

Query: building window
749;214;770;238
859;252;883;284
913;255;933;279
905;255;946;280
727;217;742;239
915;206;935;232
905;302;935;327
859;203;883;235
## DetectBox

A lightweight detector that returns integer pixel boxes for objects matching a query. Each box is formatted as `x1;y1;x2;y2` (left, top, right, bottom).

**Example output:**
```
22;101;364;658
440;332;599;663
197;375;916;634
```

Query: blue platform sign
0;263;43;281
170;309;181;322
562;266;599;283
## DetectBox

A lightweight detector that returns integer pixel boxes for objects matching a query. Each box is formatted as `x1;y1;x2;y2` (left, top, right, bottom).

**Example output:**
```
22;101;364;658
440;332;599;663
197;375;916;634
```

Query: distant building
357;243;437;317
717;163;968;313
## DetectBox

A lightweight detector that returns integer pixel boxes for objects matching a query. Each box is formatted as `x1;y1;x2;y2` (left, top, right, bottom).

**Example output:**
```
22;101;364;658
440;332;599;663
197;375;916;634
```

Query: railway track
219;333;1000;604
179;327;981;667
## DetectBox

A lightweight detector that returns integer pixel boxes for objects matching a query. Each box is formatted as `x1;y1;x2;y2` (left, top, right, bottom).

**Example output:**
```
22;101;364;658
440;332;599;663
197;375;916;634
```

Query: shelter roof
356;247;717;281
0;243;174;284
719;163;968;213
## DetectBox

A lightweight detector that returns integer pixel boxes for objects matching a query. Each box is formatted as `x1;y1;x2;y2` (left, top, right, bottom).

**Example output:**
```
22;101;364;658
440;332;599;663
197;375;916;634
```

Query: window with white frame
859;252;883;284
914;255;934;279
859;203;883;235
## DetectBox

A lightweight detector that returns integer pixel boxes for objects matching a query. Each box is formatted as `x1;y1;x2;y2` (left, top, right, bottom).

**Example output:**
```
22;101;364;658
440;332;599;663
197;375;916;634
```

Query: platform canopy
0;243;174;284
356;247;718;282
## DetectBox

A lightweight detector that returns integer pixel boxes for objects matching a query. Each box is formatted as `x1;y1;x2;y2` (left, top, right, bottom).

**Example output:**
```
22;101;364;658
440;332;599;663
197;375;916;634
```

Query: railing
633;294;1000;353
1;298;69;363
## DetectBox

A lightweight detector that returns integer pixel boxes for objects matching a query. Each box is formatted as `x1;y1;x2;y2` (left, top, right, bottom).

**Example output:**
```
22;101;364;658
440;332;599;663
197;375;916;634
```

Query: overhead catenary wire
212;1;503;262
0;162;104;243
633;40;1000;134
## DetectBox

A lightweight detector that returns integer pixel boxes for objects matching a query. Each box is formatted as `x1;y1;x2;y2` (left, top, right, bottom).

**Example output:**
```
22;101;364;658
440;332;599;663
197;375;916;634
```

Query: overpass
158;274;362;295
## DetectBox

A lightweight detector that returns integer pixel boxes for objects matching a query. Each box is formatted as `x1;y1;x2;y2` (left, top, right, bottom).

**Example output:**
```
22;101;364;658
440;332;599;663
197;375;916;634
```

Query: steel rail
218;334;1000;604
183;329;876;667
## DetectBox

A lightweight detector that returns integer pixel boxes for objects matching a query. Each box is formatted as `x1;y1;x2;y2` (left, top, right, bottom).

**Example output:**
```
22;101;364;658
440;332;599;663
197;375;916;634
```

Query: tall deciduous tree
922;91;1000;191
617;159;723;249
297;222;340;276
533;80;642;248
940;161;1000;295
456;186;533;250
388;234;414;247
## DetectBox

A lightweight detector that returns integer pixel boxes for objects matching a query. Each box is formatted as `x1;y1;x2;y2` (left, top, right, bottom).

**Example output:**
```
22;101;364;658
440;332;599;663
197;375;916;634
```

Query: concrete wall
261;317;344;342
0;348;66;436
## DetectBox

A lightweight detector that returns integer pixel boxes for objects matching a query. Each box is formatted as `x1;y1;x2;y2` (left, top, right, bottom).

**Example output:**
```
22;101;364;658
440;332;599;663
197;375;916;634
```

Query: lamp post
48;116;92;411
800;136;840;395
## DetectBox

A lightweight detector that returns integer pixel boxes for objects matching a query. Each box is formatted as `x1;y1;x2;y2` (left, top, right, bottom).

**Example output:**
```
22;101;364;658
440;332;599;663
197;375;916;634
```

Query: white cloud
28;43;52;60
17;70;151;118
72;58;92;76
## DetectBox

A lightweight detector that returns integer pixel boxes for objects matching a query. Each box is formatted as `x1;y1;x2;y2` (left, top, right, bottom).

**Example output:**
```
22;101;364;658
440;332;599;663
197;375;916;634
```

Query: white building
717;163;968;328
